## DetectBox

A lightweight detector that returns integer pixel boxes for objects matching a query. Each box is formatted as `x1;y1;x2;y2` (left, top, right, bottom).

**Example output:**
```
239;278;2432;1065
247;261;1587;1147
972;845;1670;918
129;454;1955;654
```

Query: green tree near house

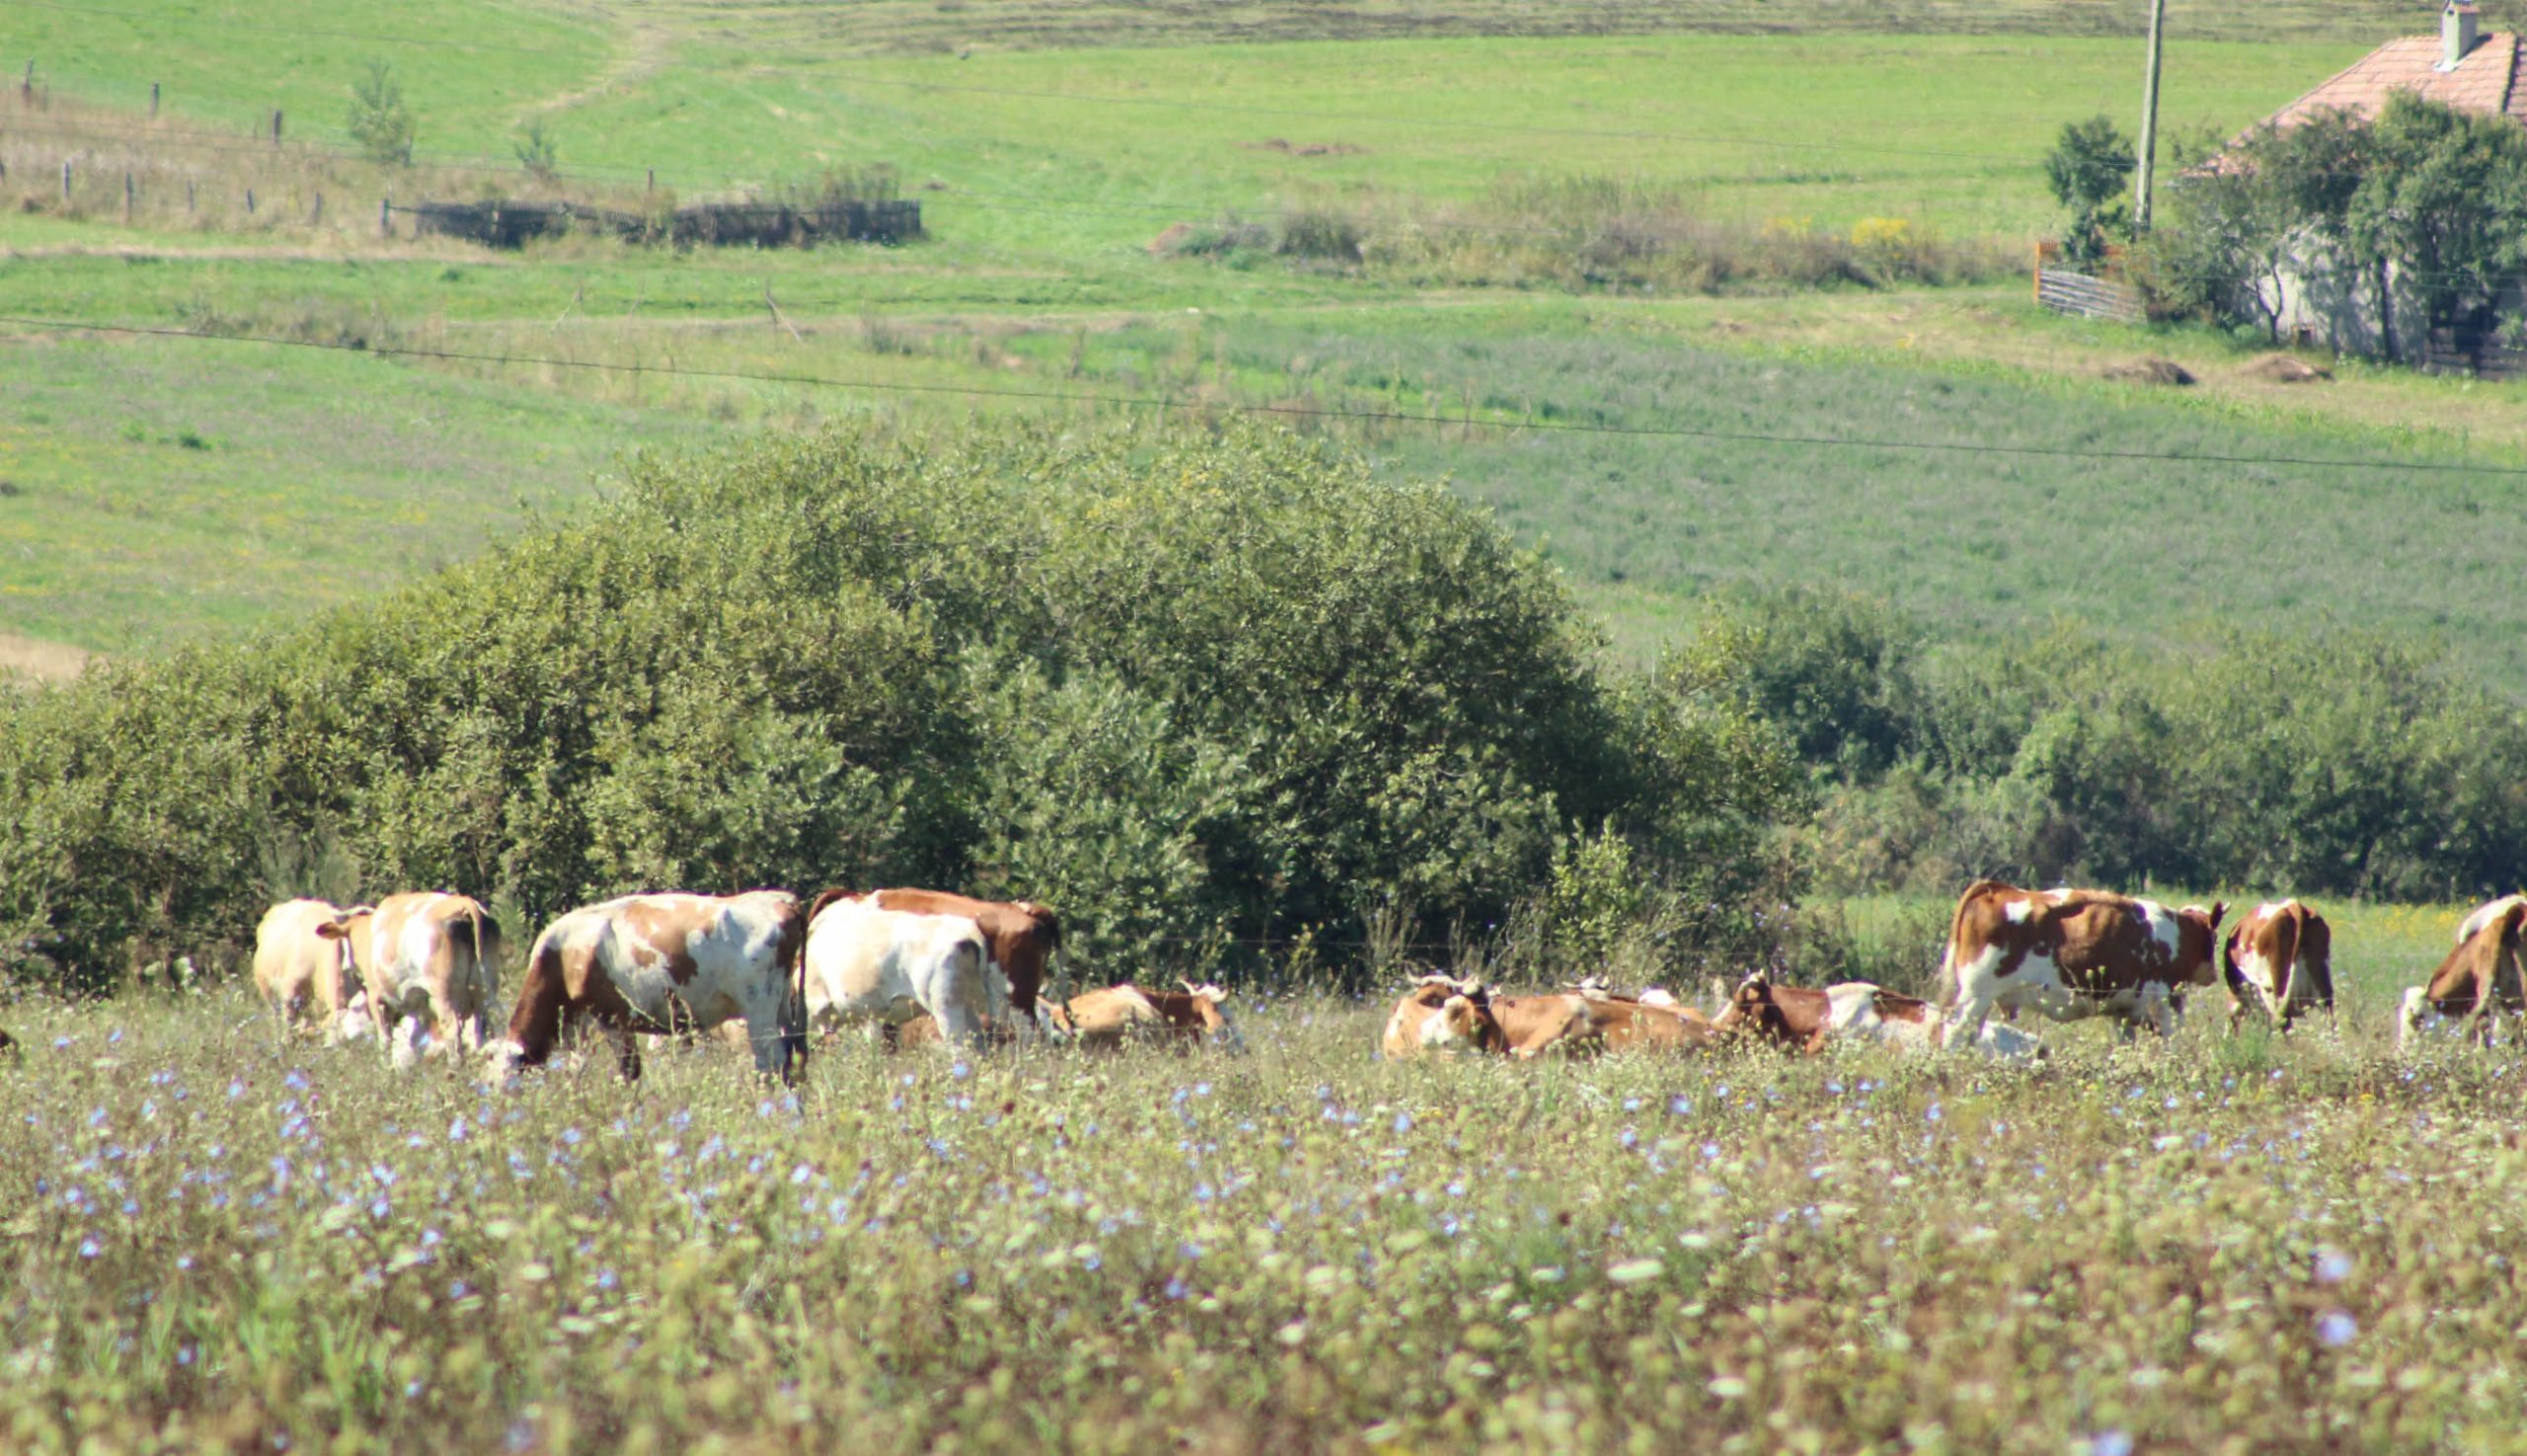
2347;91;2527;346
2043;115;2137;268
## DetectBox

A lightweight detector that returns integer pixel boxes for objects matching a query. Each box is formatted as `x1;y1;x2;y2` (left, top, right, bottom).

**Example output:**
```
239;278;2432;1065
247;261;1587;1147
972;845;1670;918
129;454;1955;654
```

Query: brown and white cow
1716;971;2044;1060
1941;881;2225;1043
252;898;373;1043
806;888;1061;1035
803;894;1003;1049
2220;899;2336;1033
318;892;502;1068
1566;978;1722;1052
1059;981;1246;1054
2400;897;2527;1050
492;890;806;1084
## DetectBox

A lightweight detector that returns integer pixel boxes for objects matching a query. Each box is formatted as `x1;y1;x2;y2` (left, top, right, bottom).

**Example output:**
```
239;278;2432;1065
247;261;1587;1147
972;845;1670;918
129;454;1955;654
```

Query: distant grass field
4;0;2519;673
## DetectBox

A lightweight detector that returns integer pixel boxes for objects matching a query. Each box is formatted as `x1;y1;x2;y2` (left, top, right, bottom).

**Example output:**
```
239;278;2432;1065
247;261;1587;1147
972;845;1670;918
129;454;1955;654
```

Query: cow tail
464;904;497;1050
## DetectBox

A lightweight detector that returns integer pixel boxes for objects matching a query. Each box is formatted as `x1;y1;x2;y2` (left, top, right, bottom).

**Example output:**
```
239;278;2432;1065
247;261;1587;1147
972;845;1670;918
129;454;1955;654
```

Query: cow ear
2209;901;2229;930
316;921;348;940
1181;978;1199;996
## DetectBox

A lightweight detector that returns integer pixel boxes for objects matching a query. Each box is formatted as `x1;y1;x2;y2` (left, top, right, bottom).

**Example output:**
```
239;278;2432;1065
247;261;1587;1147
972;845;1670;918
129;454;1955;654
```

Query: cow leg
603;1018;644;1083
1942;991;1997;1052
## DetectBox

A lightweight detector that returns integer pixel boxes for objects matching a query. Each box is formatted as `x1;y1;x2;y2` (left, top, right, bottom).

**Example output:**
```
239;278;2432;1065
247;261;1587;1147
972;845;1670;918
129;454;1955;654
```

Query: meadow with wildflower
3;981;2520;1453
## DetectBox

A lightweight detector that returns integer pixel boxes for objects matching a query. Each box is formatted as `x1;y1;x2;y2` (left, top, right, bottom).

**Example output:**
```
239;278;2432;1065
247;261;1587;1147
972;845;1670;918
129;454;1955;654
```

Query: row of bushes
1159;174;2010;293
1679;586;2527;901
0;424;1802;994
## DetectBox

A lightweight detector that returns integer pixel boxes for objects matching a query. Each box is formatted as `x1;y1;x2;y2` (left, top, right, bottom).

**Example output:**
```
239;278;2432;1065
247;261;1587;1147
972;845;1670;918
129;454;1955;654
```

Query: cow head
1714;969;1784;1039
1179;979;1246;1053
2177;902;2229;983
1385;974;1503;1058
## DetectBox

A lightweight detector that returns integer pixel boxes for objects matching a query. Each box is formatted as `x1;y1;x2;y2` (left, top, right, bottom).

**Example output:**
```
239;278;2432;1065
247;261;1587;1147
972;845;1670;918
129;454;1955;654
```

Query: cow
251;897;373;1043
1059;981;1246;1054
2220;899;2336;1033
1940;881;2226;1043
805;888;1061;1036
1716;971;2043;1060
2399;896;2527;1050
802;894;1003;1049
318;892;501;1068
490;889;806;1084
1565;978;1721;1051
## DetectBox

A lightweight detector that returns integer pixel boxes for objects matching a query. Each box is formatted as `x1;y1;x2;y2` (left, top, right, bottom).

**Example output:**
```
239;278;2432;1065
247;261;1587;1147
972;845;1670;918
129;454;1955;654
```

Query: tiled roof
2262;32;2527;130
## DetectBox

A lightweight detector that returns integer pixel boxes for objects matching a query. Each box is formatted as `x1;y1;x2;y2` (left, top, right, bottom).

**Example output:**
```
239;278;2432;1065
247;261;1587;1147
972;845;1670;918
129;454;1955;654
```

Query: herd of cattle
120;878;2527;1080
1389;880;2527;1061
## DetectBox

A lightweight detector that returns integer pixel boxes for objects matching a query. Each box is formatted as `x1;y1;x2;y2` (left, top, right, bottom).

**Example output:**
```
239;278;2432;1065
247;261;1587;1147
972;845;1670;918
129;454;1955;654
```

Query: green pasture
4;984;2524;1452
0;335;702;651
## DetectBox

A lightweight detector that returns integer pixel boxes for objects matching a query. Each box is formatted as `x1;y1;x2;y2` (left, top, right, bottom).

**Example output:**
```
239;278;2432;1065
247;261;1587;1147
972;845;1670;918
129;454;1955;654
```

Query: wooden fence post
380;196;391;237
149;81;159;118
270;110;282;146
187;180;194;212
123;171;133;221
648;168;655;195
312;192;323;224
20;61;32;106
246;187;256;215
59;159;70;205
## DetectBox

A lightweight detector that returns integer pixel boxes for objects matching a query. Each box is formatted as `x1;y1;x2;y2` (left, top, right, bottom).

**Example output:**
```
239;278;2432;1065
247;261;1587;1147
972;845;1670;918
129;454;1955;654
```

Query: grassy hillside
2;0;2519;675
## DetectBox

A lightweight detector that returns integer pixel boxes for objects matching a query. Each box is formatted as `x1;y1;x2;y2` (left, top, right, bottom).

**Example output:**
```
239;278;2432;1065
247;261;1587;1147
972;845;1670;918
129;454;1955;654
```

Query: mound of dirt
1147;222;1197;257
2102;357;2195;386
2240;353;2333;383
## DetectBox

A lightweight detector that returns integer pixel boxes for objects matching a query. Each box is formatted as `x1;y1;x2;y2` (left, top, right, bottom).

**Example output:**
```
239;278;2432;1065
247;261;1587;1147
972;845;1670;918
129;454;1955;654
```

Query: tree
2043;115;2136;268
514;118;561;186
347;60;416;167
2347;92;2527;348
2154;111;2367;342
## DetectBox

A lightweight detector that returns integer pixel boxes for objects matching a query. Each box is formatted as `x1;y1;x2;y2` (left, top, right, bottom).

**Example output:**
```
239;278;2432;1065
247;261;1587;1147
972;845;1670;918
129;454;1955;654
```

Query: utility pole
2135;0;2167;229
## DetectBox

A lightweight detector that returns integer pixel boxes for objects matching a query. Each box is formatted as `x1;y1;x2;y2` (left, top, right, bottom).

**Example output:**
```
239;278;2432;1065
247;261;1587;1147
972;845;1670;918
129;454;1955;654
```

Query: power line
2;313;2517;479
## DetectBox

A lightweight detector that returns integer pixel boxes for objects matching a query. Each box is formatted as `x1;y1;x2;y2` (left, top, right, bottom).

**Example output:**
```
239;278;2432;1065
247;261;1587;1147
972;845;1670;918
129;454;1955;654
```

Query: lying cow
1716;970;2043;1060
803;893;1003;1049
2221;899;2335;1033
2400;896;2527;1050
1942;881;2224;1043
492;889;806;1084
1382;975;1509;1059
319;892;501;1068
1060;981;1245;1053
1383;975;1707;1060
805;888;1061;1036
1566;977;1721;1051
252;897;373;1043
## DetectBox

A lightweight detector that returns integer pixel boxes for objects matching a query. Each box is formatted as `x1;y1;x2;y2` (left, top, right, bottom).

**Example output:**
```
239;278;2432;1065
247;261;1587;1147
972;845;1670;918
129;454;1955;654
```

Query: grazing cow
252;898;373;1042
1059;981;1246;1053
491;890;806;1084
1382;975;1508;1058
803;894;1002;1049
1941;881;2226;1043
805;888;1061;1035
319;892;502;1068
1716;971;2043;1060
2399;897;2527;1050
2221;899;2336;1033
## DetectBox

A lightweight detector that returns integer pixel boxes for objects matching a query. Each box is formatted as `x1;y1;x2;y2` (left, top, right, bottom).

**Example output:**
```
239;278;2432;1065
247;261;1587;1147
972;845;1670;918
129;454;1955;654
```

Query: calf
1061;981;1246;1053
1942;881;2224;1043
803;894;1002;1049
2221;899;2336;1033
1717;971;2042;1060
492;890;806;1084
806;888;1061;1035
320;891;502;1068
2400;897;2527;1050
252;897;372;1043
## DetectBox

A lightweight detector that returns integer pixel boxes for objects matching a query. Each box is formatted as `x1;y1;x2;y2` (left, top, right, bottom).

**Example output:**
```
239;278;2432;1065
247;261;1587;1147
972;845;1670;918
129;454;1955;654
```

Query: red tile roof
2262;31;2527;130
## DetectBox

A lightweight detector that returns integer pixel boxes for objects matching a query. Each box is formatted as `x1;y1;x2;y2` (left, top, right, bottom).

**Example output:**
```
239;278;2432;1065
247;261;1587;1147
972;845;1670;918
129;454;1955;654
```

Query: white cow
803;895;1001;1049
488;889;807;1084
250;898;375;1043
319;891;501;1069
1815;982;2046;1061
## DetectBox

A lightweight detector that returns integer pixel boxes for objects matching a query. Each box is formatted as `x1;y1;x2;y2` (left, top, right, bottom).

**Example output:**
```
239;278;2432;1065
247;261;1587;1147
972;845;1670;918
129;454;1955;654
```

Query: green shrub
0;423;1799;993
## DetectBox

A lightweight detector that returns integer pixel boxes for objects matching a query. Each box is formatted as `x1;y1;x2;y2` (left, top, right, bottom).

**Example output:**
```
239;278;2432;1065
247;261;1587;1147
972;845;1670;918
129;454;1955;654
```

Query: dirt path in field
519;10;679;123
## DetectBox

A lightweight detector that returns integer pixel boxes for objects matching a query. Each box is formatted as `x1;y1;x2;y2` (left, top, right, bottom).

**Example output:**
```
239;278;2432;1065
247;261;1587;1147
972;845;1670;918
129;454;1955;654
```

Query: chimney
2442;0;2481;70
